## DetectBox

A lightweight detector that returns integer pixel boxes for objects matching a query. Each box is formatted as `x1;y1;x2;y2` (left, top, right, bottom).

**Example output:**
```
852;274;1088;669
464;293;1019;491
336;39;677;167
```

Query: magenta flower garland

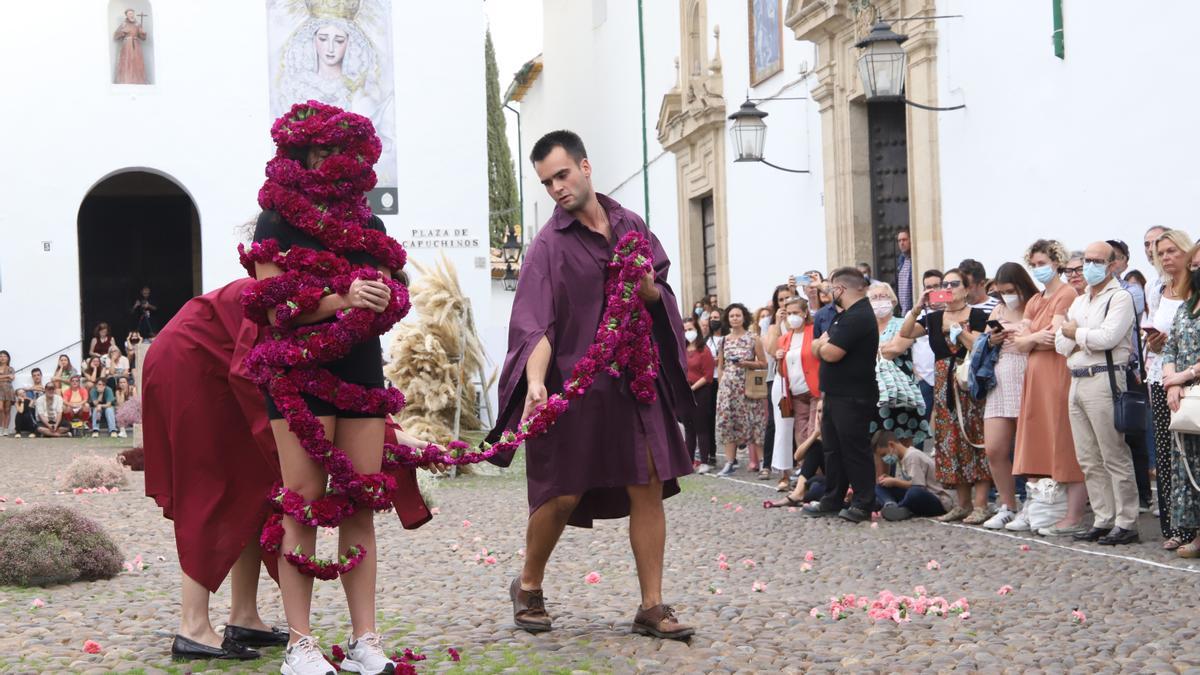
242;101;662;580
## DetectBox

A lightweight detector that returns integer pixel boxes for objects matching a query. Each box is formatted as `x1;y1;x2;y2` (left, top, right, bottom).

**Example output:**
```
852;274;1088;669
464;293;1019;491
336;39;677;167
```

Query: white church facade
0;0;495;382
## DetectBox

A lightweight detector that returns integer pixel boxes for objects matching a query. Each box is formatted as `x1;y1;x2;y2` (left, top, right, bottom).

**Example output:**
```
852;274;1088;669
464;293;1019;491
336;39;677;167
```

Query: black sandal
763;495;801;509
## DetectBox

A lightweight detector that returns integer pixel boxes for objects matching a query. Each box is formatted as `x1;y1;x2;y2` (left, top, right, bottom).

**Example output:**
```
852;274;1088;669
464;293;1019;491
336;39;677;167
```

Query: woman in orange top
767;296;820;491
1011;239;1086;534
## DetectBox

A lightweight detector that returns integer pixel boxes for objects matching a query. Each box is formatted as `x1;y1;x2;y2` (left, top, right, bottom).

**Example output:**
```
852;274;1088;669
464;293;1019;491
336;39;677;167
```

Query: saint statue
113;8;149;85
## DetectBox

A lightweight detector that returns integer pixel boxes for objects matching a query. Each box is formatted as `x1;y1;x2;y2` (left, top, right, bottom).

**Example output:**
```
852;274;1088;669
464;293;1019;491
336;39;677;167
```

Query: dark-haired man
803;267;879;523
896;230;914;314
490;130;695;640
957;258;998;313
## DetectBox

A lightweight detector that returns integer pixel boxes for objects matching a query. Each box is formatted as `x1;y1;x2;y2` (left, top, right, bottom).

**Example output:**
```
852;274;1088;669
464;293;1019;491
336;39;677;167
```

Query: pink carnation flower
710;496;717;503
461;519;471;528
1020;544;1031;552
430;507;440;515
751;581;767;592
997;585;1014;596
718;560;730;571
926;560;941;570
914;585;927;596
484;556;497;565
1071;609;1086;624
30;598;44;608
741;558;757;569
83;640;102;654
13;497;24;505
809;607;823;618
804;551;815;562
800;562;812;572
585;571;602;584
447;647;460;662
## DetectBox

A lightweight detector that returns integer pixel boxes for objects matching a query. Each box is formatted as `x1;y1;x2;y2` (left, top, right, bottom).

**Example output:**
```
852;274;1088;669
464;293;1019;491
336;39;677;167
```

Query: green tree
485;29;519;249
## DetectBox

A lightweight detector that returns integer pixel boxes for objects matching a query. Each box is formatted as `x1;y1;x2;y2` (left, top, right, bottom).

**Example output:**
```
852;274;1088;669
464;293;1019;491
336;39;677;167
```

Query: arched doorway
76;170;200;357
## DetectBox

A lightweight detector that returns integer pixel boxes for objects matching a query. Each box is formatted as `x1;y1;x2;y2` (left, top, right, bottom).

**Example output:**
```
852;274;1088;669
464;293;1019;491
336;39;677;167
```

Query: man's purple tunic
488;193;695;527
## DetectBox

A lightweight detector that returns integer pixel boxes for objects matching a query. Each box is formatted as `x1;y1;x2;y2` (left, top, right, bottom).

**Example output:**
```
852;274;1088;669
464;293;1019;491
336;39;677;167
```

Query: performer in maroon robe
144;278;431;660
489;130;695;640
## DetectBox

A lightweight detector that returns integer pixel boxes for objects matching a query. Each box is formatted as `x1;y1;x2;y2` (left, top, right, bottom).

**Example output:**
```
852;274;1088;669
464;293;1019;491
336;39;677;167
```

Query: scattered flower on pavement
447;647;461;662
585;571;602;584
1020;544;1031;552
926;560;941;570
811;590;971;624
997;585;1014;596
804;551;815;562
752;580;767;592
1072;609;1087;624
30;598;44;608
83;640;102;654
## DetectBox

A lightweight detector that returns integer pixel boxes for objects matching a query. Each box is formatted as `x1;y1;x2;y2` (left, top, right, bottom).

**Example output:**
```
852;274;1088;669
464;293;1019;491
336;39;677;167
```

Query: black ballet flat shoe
224;624;289;647
171;634;261;661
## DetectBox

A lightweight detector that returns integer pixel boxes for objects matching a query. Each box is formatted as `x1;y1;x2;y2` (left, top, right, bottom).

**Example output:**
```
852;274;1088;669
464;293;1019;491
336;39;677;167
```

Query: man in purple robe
488;130;695;640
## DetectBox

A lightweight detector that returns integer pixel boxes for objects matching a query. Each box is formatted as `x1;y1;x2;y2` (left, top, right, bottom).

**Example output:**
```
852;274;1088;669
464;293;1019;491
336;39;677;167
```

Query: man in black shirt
803;267;880;523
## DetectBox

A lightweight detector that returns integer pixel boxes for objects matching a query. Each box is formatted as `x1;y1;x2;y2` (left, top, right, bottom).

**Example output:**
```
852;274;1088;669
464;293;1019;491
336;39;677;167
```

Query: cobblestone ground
4;437;1200;673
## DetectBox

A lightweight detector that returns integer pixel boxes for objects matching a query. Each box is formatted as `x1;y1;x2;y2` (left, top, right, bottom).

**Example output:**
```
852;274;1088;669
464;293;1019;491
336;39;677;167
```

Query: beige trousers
1068;373;1139;530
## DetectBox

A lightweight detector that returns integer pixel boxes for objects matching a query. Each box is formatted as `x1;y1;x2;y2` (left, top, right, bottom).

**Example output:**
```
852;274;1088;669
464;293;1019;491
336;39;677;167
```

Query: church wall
0;1;491;381
935;0;1197;277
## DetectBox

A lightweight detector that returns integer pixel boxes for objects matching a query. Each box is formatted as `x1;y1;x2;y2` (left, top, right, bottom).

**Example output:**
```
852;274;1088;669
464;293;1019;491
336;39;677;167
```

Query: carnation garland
243;101;662;580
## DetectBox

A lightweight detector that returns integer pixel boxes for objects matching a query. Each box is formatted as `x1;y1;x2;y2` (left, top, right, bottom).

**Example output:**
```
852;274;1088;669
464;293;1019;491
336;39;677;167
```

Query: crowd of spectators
690;227;1200;554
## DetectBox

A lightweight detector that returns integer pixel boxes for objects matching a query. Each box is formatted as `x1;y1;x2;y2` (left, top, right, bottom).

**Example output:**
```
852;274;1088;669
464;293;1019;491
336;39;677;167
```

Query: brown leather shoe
510;577;552;633
632;603;694;640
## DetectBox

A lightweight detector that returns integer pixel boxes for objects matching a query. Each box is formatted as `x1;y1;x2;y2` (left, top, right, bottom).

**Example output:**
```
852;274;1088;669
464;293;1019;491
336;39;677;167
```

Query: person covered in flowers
244;101;429;675
901;268;990;524
868;281;930;447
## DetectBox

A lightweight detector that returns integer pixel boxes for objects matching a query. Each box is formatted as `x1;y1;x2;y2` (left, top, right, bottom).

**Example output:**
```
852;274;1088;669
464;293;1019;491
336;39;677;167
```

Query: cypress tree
485;29;519;249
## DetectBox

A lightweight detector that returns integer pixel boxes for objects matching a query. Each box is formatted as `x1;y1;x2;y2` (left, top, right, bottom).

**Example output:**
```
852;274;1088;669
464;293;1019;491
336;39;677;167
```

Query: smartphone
794;274;812;287
929;290;954;304
986;320;1004;332
1143;327;1160;335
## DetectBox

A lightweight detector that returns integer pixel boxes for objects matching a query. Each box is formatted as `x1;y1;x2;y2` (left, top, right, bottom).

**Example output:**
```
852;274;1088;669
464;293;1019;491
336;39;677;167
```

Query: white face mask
684;330;698;342
759;317;772;332
871;299;894;319
1001;294;1020;309
786;314;805;329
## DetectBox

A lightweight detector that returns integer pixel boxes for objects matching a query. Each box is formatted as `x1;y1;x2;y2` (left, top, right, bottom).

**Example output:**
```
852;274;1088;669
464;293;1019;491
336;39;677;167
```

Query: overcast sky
485;0;544;94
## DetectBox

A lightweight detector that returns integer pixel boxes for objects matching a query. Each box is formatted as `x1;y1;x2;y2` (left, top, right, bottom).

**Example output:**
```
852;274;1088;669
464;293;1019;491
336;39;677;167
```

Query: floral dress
715;333;768;446
1161;303;1200;531
0;365;14;402
870;317;930;446
920;309;990;487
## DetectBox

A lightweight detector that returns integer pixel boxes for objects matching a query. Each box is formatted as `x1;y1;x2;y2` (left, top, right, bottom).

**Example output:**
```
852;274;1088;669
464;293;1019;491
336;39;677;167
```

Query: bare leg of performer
334;417;385;638
227;539;273;632
626;449;665;609
520;493;582;591
273;416;336;644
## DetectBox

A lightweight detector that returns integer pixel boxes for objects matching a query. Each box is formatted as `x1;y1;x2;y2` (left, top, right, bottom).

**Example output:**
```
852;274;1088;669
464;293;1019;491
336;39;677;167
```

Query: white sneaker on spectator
716;462;735;477
281;635;336;675
696;463;711;474
340;632;395;674
983;504;1017;530
118;429;127;438
1004;505;1031;532
91;431;98;438
109;431;117;438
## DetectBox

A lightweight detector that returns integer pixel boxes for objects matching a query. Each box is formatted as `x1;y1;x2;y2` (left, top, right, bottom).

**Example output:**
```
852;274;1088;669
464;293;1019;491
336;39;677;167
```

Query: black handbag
1103;291;1147;433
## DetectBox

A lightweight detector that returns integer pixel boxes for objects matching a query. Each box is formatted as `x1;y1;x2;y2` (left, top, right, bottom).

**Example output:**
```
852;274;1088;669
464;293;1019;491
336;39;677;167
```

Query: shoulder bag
1103;291;1147;433
726;335;769;400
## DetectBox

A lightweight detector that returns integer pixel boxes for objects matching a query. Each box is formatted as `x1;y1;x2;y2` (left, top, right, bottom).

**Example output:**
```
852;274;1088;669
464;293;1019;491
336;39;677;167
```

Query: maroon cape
144;279;431;593
488;194;695;527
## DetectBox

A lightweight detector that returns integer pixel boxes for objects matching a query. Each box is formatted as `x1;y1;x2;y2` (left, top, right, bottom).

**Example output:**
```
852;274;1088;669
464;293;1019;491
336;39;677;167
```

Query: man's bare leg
226;540;272;631
627;451;665;609
520;494;581;591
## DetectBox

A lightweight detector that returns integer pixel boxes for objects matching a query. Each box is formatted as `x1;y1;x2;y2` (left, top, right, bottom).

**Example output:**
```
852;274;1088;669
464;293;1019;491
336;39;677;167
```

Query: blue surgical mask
882;453;898;466
1082;262;1108;287
1031;264;1056;284
949;323;963;346
694;308;704;317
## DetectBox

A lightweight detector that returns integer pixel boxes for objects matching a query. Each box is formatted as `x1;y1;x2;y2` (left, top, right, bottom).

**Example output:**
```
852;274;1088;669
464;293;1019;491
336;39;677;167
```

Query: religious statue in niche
113;8;149;84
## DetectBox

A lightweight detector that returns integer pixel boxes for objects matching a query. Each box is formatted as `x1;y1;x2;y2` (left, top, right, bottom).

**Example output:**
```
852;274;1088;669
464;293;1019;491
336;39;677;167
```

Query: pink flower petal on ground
430;507;441;515
809;607;823;618
734;505;744;513
585;571;602;584
870;522;879;529
461;519;471;528
1020;544;1031;552
123;562;133;572
959;611;971;620
72;488;83;495
914;585;927;596
723;502;733;510
30;598;44;608
13;497;24;505
996;585;1014;596
82;640;102;654
110;487;119;493
1072;609;1086;624
741;558;757;569
800;562;812;572
716;552;727;562
926;560;941;570
0;496;5;502
710;496;718;503
98;487;109;494
484;556;497;565
751;581;767;592
449;543;459;551
804;551;815;562
714;588;723;595
718;560;730;571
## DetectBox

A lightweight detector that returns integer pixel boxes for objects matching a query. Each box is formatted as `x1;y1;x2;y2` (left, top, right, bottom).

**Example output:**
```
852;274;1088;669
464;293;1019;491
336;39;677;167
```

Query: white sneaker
340;632;395;674
1004;505;1031;532
696;463;711;474
716;462;735;477
118;429;127;438
983;504;1017;530
281;635;336;675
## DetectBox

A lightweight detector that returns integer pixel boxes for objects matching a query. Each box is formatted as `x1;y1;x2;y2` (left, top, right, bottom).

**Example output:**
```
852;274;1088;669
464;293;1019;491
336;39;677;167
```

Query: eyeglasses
1064;266;1084;276
940;280;963;289
1082;258;1109;266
